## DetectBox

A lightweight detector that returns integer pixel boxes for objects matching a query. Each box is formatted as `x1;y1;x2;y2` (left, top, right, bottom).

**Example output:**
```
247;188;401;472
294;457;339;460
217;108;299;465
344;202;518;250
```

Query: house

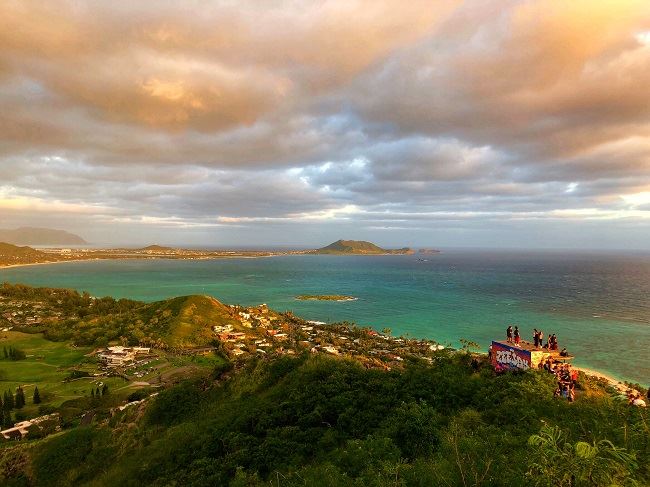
218;332;246;342
213;324;233;333
0;413;60;440
0;421;31;440
99;346;137;366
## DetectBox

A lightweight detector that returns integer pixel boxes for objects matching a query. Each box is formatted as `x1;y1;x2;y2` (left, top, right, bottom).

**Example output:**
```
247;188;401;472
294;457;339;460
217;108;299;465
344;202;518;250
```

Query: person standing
514;326;520;345
533;328;539;348
538;330;544;349
506;325;513;343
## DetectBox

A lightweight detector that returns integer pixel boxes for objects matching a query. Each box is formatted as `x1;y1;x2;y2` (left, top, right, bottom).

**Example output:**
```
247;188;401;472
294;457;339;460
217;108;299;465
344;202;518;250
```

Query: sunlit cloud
0;0;649;248
622;192;650;208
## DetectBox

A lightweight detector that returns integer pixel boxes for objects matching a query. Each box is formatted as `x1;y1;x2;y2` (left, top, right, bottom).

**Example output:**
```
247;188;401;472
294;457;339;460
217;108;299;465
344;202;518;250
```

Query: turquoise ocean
1;250;648;385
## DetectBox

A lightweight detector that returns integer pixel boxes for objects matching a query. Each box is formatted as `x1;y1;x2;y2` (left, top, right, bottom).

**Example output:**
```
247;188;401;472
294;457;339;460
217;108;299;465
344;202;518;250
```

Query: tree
2;346;7;359
33;386;41;404
3;390;14;410
90;389;95;398
14;387;25;409
526;424;638;486
1;409;12;429
95;387;100;397
102;384;108;396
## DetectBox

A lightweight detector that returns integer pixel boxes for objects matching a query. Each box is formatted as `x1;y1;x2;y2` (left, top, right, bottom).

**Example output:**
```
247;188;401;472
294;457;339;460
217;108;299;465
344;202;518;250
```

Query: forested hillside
1;353;647;486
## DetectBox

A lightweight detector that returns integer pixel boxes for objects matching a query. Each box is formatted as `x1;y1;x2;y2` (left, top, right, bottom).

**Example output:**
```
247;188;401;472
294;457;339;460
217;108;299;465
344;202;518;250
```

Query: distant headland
0;227;86;245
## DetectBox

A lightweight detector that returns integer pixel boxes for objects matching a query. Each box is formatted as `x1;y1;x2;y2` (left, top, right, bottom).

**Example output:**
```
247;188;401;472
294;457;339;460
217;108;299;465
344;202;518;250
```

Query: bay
1;249;648;385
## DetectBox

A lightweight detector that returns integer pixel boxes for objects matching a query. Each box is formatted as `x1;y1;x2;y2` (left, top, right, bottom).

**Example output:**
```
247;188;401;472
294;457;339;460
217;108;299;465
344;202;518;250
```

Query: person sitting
560;347;568;357
561;385;569;399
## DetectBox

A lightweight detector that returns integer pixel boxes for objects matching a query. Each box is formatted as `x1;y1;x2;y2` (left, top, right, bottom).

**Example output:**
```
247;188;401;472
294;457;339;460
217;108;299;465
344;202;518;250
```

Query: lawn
0;331;126;415
0;331;227;421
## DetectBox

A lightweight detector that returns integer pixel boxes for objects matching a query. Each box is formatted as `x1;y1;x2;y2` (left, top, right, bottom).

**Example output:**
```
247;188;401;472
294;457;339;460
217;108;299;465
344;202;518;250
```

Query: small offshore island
295;294;357;301
310;239;415;255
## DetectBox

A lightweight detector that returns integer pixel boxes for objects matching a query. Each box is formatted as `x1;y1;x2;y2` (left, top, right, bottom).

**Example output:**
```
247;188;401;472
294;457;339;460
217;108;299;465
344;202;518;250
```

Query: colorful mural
491;341;531;372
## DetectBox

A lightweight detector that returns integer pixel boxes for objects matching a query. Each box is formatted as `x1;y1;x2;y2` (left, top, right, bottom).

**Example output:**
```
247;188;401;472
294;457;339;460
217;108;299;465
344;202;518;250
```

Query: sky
1;0;650;249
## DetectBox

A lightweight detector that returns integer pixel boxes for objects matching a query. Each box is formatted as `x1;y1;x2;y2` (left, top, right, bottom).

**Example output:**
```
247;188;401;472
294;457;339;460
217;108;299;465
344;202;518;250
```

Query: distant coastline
1;238;425;268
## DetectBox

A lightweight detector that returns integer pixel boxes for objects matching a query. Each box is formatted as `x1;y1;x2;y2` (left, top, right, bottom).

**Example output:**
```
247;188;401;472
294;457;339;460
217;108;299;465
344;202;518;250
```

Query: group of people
627;390;647;408
533;328;559;350
543;358;578;402
505;326;561;351
505;325;521;345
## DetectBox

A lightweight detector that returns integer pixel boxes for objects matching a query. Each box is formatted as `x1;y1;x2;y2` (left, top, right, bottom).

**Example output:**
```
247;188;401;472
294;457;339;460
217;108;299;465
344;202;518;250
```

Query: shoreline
0;254;287;271
573;366;630;389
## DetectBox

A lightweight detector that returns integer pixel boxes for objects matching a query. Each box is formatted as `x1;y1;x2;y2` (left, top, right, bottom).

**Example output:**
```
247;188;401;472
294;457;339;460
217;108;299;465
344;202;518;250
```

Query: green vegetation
2;346;26;361
0;283;238;349
313;239;413;255
295;295;356;301
0;353;647;486
0;331;124;412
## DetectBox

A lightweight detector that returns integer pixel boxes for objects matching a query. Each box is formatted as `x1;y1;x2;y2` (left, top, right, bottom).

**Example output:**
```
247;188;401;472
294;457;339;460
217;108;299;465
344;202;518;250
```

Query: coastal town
0;290;448;374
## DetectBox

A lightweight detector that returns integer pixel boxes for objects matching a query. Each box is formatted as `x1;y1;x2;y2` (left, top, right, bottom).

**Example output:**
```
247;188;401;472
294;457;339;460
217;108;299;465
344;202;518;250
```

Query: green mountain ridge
146;294;240;348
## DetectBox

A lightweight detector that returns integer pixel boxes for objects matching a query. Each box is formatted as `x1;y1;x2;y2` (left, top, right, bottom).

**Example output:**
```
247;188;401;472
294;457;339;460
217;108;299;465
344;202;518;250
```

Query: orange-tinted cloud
0;0;649;247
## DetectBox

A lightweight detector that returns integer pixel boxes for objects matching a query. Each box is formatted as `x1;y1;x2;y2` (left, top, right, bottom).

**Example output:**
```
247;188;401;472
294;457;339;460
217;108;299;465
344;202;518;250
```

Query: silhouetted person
514;326;520;345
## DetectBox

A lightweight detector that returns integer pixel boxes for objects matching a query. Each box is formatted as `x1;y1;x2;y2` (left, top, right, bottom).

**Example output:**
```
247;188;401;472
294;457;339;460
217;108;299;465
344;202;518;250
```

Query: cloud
0;0;649;248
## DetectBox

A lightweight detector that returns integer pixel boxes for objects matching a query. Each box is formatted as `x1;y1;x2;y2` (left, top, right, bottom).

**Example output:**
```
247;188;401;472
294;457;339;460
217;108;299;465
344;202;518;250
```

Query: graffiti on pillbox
491;341;531;371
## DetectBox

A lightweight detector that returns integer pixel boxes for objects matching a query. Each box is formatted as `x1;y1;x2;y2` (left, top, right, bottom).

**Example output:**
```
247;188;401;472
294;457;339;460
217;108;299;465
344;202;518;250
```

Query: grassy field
0;331;125;416
0;330;228;420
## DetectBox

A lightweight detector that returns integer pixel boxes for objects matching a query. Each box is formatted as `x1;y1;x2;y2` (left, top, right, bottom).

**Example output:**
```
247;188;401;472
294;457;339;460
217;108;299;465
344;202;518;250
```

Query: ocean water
1;250;648;385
